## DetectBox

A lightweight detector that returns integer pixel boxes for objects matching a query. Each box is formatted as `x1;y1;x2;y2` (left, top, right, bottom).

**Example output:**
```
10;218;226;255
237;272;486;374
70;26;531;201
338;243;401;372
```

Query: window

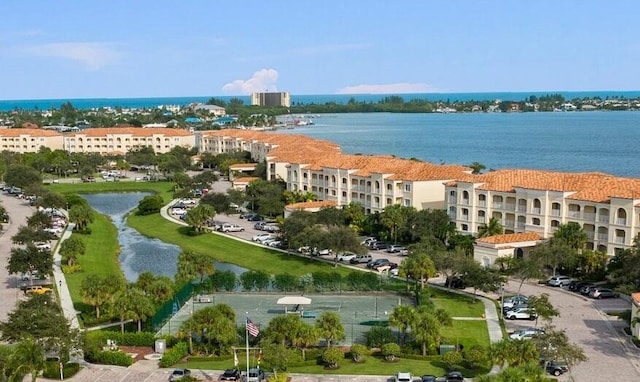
404;184;411;192
461;224;469;231
532;218;541;226
404;199;411;206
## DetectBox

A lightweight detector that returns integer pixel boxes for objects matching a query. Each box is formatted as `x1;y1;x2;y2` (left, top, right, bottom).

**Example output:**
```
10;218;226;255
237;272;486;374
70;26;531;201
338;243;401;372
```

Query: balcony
583;212;596;221
598;215;610;223
505;203;515;210
493;202;503;209
461;215;470;222
585;231;595;240
516;222;525;229
615;236;626;244
478;200;486;207
460;199;470;205
616;218;628;226
568;211;581;218
517;206;526;213
597;234;608;242
504;220;515;228
551;210;561;217
477;216;486;224
532;207;541;214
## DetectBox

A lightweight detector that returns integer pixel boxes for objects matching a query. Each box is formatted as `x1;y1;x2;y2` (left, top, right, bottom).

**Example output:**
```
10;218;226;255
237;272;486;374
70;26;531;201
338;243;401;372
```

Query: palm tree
113;286;155;332
69;204;94;231
399;252;437;290
315;311;345;348
389;305;415;345
10;337;46;382
552;222;588;253
80;274;124;319
291;324;320;360
477;217;504;238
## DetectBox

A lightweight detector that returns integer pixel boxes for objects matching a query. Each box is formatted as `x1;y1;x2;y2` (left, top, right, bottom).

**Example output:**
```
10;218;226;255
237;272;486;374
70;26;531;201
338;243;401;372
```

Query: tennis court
157;293;412;345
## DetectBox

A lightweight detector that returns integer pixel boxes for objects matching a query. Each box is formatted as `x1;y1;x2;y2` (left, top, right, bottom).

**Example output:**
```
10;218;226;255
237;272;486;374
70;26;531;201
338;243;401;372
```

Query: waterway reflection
81;193;246;282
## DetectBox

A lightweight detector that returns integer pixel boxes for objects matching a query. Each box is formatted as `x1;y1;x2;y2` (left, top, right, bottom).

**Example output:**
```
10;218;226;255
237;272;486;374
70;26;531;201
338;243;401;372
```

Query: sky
1;1;639;100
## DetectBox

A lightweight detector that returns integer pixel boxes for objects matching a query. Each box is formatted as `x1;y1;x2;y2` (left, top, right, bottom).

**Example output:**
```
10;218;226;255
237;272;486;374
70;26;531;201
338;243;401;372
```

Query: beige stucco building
64;127;195;155
445;169;640;256
0;128;64;153
474;232;543;267
199;130;471;214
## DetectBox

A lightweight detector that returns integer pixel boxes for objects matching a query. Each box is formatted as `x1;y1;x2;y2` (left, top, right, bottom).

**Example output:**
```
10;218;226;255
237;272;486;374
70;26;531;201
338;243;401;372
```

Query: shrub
42;362;81;379
322;347;344;369
269;372;290;382
463;345;489;370
86;349;133;367
364;326;396;348
273;273;299;292
381;343;401;362
262;343;302;371
205;270;238;292
85;331;156;347
349;344;368;363
136;195;164;215
159;341;189;368
442;351;463;370
61;264;82;274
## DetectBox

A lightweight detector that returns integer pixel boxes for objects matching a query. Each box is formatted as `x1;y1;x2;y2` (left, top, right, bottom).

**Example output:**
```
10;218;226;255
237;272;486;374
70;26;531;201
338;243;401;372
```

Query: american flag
246;318;260;337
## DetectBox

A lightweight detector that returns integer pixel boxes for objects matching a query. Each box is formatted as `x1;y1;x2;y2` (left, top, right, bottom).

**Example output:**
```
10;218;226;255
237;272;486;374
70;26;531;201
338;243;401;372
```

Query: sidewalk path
52;221;80;330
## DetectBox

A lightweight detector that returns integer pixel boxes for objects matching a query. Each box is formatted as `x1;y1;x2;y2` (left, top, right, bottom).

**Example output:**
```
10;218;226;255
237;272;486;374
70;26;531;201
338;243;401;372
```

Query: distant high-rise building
251;92;291;107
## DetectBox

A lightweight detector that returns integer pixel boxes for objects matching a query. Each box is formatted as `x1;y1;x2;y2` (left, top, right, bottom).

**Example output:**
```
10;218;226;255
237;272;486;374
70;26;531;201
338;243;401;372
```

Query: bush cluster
86;331;156;347
159;341;189;368
42;362;81;379
85;349;133;367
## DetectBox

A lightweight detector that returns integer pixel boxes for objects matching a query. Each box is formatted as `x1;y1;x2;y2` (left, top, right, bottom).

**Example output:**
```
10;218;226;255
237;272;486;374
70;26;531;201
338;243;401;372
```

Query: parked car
504;307;537;320
246;367;266;382
445;275;466;289
267;240;282;248
509;328;545;340
263;223;281;232
502;295;529;310
369;242;388;250
247;214;264;222
252;233;272;242
544;360;569;376
361;237;377;246
220;368;242;381
350;254;373;264
169;368;191;381
421;375;437;382
395;372;412;382
579;283;597;295
568;280;589;292
25;286;52;295
35;242;52;250
386;245;406;253
312;248;332;256
547;275;572;287
219;223;244;232
588;287;619;299
367;258;397;270
444;371;465;381
336;252;358;262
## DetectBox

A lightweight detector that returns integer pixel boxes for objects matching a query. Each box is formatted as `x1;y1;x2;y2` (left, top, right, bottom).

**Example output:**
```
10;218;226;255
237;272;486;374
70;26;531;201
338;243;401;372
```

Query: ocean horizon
2;90;640;112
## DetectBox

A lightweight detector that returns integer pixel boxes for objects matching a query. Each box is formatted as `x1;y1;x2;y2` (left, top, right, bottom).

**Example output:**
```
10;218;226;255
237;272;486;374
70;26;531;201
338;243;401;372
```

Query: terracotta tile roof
68;127;193;137
285;200;338;210
632;292;640;306
0;128;62;137
451;169;640;203
229;163;257;170
476;232;543;244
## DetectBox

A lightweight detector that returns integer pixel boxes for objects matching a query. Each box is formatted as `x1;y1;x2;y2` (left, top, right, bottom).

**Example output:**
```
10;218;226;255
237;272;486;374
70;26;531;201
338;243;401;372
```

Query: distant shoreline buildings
250;92;291;107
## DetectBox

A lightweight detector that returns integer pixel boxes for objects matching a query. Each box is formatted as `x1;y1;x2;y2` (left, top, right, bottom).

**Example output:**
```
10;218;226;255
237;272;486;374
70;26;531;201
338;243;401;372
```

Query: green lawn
127;213;353;278
180;352;490;378
64;212;123;314
429;288;485;318
441;320;490;349
48;181;175;203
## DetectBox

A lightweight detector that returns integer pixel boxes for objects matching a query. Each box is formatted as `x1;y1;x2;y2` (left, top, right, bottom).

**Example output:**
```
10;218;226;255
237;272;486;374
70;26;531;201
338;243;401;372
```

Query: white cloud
337;82;439;94
222;68;279;94
20;42;121;70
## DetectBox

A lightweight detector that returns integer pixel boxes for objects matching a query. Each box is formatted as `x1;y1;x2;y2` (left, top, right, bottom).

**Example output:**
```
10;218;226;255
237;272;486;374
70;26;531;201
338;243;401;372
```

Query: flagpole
245;313;250;381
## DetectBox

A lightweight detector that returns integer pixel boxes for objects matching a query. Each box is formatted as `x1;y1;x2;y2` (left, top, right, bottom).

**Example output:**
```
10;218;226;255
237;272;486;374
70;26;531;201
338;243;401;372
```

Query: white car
35;242;52;250
395;372;412;382
505;307;537;320
509;328;544;340
336;252;357;262
252;233;272;242
267;240;282;247
219;223;244;232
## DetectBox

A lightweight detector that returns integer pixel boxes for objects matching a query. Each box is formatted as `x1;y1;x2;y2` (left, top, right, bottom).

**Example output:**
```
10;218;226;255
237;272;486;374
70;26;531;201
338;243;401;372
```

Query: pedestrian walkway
52;221;80;330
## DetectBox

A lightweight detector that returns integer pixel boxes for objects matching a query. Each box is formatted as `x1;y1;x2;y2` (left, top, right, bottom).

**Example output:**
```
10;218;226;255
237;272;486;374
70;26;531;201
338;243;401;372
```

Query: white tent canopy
277;296;312;305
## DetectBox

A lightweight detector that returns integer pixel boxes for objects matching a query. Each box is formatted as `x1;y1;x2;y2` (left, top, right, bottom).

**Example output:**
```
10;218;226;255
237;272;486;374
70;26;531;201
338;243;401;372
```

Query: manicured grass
48;181;175;204
127;213;353;278
441;320;490;349
429;288;485;317
65;212;123;313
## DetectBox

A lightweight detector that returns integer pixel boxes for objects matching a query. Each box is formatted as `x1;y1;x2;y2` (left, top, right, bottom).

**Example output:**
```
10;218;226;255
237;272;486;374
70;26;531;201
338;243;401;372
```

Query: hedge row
85;349;133;367
85;331;156;347
159;341;189;368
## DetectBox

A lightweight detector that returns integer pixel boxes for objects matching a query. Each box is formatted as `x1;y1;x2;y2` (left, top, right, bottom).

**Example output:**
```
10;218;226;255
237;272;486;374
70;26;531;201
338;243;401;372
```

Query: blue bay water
275;111;640;178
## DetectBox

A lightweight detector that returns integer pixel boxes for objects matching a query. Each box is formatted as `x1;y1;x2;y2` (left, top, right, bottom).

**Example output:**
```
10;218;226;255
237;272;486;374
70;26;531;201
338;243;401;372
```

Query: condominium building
199;130;340;181
64;127;195;155
445;169;640;256
250;92;291;107
0;128;64;153
199;129;471;213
